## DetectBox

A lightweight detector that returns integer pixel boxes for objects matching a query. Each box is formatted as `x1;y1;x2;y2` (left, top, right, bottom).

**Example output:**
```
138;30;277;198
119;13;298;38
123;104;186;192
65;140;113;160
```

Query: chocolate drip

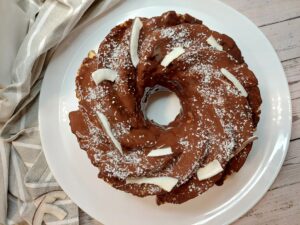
69;11;262;204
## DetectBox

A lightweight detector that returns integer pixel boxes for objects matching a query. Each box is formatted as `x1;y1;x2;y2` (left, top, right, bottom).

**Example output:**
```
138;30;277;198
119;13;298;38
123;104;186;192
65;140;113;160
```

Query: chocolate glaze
69;11;262;204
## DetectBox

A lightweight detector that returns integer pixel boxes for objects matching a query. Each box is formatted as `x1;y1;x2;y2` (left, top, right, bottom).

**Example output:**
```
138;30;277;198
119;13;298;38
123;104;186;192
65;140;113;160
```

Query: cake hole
143;87;182;126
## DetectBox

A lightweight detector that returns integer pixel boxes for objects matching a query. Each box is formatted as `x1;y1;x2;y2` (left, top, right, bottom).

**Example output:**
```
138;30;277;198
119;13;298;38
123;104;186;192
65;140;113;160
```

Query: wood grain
80;0;300;224
260;18;300;61
225;0;300;27
233;183;300;225
227;0;300;224
283;57;300;84
270;140;300;190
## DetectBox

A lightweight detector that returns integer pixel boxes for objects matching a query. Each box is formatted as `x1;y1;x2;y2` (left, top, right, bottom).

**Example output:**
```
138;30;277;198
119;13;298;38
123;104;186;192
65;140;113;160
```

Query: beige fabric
0;0;120;224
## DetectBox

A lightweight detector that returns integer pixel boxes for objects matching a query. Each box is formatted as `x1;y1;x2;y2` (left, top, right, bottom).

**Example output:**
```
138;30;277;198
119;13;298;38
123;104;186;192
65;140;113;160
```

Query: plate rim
39;0;292;224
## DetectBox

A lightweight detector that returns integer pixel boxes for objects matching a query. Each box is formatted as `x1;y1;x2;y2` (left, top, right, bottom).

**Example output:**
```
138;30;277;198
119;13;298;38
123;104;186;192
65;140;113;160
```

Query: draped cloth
0;0;120;224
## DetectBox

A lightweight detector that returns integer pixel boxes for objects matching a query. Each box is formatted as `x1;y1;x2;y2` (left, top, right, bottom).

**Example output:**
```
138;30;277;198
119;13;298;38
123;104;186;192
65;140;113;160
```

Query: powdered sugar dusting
112;122;130;138
160;26;195;50
190;63;221;83
99;31;132;72
71;12;260;202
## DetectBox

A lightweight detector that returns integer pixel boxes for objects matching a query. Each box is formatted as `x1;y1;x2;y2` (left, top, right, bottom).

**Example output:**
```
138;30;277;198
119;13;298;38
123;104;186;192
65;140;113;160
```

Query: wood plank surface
225;0;300;26
80;0;300;224
283;57;300;84
260;18;300;61
226;0;300;224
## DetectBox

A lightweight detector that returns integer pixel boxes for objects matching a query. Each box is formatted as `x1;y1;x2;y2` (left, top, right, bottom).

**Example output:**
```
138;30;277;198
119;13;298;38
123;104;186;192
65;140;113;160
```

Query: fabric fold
0;0;120;224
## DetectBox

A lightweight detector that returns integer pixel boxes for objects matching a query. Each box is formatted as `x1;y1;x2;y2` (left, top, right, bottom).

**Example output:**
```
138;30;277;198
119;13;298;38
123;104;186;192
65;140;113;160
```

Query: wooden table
80;0;300;224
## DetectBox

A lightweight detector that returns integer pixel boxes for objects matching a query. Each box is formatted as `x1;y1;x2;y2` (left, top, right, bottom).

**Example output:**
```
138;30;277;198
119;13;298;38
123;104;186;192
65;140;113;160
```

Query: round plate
39;0;292;224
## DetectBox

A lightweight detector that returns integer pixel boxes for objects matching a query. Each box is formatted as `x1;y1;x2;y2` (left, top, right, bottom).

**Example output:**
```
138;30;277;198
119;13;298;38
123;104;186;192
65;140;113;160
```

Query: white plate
39;0;292;224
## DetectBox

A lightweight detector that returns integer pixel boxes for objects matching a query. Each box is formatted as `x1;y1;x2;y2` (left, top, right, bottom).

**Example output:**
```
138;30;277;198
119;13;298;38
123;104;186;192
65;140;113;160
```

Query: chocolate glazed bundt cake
69;11;262;205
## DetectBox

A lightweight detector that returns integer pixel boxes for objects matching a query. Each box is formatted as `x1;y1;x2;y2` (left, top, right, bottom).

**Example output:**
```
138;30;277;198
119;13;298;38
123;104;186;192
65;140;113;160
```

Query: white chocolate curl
161;47;185;67
92;68;118;85
197;159;223;181
147;147;172;157
126;177;178;192
233;136;258;157
206;35;223;51
221;68;248;97
97;112;123;154
130;18;143;67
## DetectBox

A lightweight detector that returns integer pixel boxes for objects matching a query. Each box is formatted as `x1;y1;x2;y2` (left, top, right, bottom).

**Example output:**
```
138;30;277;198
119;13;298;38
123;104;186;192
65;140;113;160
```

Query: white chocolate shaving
97;112;123;154
221;68;248;97
206;35;223;51
197;159;223;181
126;177;178;192
92;68;118;85
161;47;185;67
147;147;172;157
233;136;258;157
130;18;143;67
